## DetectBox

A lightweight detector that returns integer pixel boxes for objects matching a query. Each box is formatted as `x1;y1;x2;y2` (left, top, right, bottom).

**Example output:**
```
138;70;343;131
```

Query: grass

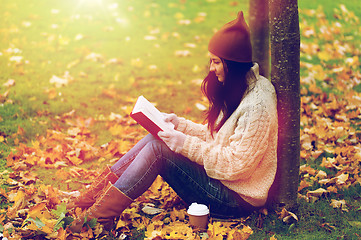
1;0;361;239
248;184;361;239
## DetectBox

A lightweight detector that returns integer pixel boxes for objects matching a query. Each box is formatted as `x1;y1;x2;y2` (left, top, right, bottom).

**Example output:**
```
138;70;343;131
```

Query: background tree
249;0;270;78
268;0;301;209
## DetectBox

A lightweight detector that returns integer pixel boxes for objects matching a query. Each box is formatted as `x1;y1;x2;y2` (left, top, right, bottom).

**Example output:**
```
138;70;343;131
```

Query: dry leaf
195;103;207;111
3;79;16;87
307;188;328;198
85;52;103;62
142;205;164;215
49;75;68;88
175;50;192;57
330;199;348;212
270;235;278;240
278;208;298;224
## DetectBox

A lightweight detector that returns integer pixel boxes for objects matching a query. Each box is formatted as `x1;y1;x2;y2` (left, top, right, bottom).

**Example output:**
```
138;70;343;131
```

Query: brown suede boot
67;165;119;210
70;181;133;233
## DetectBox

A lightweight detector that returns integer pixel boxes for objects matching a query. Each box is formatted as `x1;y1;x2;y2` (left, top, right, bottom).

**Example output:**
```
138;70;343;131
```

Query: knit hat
208;11;252;62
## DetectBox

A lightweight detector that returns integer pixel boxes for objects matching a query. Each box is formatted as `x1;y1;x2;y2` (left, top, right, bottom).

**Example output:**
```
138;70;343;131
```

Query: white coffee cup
187;203;209;231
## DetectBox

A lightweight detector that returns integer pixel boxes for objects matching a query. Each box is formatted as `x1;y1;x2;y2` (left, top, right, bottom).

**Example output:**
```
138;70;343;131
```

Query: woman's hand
162;113;180;129
158;130;186;153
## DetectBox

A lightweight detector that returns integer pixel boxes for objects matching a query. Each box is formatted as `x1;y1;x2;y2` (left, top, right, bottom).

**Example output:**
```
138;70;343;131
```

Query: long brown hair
201;59;253;136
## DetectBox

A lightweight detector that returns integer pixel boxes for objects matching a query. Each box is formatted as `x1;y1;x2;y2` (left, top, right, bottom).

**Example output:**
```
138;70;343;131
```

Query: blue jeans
110;134;256;218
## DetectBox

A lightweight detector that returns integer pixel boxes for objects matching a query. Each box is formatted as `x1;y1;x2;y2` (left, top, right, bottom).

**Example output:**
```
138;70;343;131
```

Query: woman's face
209;52;225;83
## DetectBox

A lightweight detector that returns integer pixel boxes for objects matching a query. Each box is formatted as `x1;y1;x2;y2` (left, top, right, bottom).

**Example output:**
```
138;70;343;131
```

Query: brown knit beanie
208;11;252;62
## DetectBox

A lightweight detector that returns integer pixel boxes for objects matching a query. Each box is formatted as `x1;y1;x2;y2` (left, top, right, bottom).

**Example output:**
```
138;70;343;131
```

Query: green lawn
1;0;361;239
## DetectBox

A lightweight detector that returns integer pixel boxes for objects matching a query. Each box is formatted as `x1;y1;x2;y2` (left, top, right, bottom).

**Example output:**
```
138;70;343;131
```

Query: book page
132;96;174;131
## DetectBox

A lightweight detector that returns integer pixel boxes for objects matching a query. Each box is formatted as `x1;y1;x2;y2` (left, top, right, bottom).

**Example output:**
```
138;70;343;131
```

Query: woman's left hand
158;130;186;153
162;112;179;129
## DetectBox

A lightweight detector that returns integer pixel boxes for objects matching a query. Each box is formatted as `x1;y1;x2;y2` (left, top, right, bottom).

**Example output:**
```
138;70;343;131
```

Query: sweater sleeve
180;102;272;181
176;117;212;142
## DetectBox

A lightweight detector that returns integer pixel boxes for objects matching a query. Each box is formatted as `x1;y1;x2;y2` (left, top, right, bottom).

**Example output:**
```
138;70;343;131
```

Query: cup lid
187;203;209;216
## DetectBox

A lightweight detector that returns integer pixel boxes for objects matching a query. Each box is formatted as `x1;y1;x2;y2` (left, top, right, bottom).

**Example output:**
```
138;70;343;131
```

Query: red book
130;96;174;137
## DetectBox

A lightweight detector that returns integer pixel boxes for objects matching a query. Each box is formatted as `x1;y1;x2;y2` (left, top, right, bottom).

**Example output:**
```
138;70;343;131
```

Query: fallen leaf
307;188;328;198
142;205;164;215
348;221;361;228
3;79;16;87
174;50;192;57
195;103;207;111
49;75;68;88
278;208;298;224
7;190;26;219
330;199;348;212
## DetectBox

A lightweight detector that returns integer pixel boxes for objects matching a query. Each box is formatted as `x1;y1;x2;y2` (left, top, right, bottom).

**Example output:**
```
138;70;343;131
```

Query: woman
69;11;278;232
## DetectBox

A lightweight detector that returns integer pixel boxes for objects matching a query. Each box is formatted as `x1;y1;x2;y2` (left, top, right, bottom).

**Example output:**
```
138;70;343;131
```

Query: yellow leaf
208;221;230;238
270;235;278;240
131;58;143;68
194;15;206;23
345;56;359;66
145;230;162;240
348;221;361;228
144;10;151;17
67;156;83;165
174;12;184;20
66;59;80;69
327;186;338;193
55;227;68;240
116;218;130;229
148;176;164;194
317;51;331;61
308;84;323;94
236;225;253;240
7;190;26;219
109;124;125;136
242;225;253;234
302;26;316;38
25;202;57;234
47;88;57;99
58;35;70;45
298;179;311;192
170;208;186;221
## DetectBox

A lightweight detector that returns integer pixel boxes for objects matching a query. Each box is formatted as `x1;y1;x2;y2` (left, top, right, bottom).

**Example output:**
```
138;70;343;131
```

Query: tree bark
269;0;300;210
249;0;270;78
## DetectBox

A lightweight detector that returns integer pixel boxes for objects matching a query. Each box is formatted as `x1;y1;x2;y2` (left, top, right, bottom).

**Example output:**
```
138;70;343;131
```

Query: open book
130;96;174;137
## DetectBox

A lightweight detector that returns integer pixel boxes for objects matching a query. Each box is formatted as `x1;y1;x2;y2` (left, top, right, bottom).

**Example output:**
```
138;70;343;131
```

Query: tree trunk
269;0;300;210
249;0;270;78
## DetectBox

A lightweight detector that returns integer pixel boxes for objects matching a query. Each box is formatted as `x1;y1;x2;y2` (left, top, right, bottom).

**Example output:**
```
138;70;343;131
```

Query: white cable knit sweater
176;63;278;207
